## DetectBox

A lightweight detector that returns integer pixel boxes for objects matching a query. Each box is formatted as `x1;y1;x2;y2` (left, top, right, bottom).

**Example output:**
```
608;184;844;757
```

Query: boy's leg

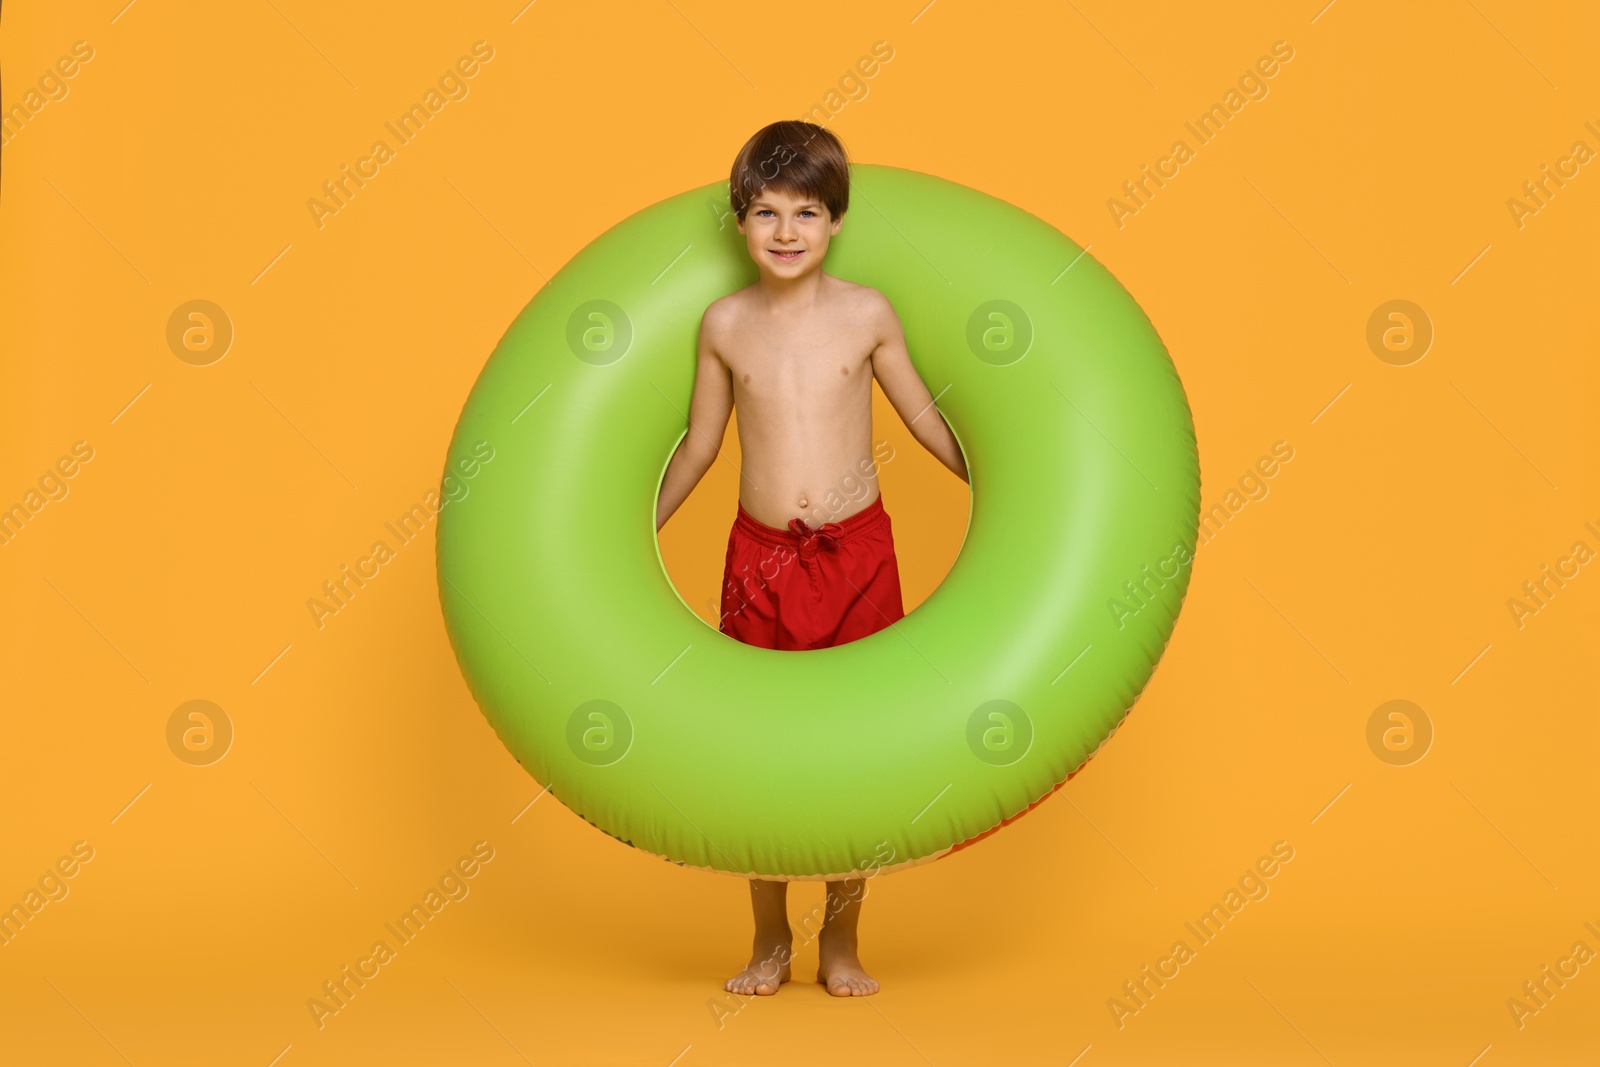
719;513;789;648
725;878;794;996
817;876;879;996
720;515;794;994
808;500;905;648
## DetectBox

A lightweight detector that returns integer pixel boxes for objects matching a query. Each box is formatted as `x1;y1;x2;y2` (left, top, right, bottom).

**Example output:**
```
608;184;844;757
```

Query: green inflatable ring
437;164;1198;881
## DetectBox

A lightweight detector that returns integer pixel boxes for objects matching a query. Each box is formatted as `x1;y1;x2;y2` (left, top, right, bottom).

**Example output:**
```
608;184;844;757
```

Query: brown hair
728;120;850;223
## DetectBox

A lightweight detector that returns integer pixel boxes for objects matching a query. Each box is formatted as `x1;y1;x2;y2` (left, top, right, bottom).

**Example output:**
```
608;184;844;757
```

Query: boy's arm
656;306;735;530
867;292;969;483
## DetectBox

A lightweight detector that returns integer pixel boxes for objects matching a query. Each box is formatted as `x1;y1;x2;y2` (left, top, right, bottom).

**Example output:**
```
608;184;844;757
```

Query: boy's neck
755;266;829;308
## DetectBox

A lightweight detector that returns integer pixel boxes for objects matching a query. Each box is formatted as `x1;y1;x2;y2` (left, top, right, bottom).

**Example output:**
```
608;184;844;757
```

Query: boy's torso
713;274;885;531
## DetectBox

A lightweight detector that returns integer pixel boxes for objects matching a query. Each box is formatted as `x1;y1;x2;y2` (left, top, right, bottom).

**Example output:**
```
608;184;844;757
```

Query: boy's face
736;186;843;279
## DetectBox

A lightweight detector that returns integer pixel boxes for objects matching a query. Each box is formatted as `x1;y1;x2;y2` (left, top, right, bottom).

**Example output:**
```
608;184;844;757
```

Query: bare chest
722;317;875;402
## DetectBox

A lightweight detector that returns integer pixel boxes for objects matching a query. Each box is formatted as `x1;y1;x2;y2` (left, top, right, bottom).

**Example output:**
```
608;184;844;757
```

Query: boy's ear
830;212;844;234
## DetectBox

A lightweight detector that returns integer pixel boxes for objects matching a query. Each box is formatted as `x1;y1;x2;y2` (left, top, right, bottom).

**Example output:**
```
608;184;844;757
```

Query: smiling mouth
768;249;805;261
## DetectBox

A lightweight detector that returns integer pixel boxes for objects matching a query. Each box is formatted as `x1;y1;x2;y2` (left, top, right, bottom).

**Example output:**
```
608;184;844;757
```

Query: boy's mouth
768;249;805;262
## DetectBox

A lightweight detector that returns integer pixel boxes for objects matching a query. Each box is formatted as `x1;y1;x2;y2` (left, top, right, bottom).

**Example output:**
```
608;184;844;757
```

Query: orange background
2;1;1596;1064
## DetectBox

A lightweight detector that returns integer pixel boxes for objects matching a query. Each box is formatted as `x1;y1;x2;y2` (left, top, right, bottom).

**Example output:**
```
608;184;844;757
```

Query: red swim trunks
719;494;906;651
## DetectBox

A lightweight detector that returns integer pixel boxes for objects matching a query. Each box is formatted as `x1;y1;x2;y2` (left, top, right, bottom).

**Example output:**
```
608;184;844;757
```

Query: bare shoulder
842;281;902;335
702;290;743;326
700;291;747;349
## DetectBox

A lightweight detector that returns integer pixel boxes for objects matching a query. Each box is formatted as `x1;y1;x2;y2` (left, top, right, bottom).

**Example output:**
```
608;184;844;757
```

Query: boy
654;120;969;997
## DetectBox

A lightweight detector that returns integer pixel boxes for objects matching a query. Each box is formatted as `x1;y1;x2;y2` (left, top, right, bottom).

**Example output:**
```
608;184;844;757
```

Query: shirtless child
654;120;968;997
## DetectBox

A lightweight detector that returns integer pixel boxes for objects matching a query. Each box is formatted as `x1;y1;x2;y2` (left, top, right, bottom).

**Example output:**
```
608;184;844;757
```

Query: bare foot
817;940;879;996
726;941;792;996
